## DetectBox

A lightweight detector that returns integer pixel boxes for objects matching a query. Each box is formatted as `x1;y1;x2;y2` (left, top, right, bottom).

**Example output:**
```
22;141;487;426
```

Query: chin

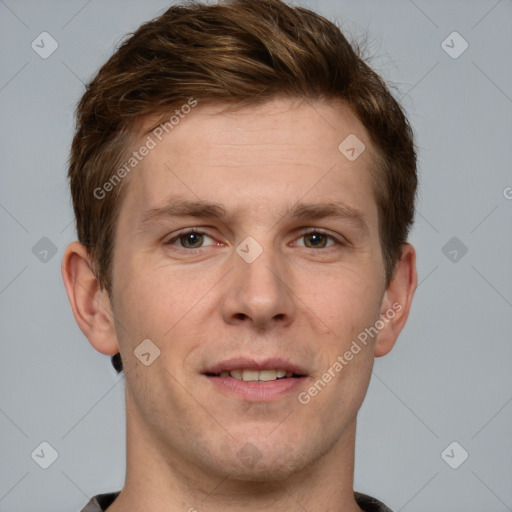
205;437;316;483
220;458;306;483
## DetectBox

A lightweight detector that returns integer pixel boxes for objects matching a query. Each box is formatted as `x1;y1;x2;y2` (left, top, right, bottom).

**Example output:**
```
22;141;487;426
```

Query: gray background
0;0;511;510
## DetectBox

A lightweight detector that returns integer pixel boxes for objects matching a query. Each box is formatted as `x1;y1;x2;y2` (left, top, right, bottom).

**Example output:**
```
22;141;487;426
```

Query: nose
220;241;296;330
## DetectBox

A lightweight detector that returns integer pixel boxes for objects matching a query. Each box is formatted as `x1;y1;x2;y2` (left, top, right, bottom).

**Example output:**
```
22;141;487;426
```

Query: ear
375;243;417;357
61;241;119;356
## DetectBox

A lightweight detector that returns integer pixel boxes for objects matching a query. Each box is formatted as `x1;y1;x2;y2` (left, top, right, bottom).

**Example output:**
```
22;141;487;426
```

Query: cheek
110;254;164;349
306;268;383;341
319;272;382;403
112;256;219;356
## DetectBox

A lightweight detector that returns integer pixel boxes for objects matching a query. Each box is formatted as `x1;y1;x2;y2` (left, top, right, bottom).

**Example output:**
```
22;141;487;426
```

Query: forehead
120;98;379;229
140;98;372;161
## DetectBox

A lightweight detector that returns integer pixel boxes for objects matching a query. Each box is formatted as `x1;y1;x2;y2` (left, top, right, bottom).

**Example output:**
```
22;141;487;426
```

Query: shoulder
79;491;120;512
354;491;394;512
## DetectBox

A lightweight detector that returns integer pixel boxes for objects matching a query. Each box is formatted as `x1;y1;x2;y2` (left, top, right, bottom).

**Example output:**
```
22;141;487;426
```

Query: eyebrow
139;197;368;232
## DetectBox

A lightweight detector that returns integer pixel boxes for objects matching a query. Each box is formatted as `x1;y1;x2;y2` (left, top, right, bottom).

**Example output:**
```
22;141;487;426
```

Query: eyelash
163;228;345;251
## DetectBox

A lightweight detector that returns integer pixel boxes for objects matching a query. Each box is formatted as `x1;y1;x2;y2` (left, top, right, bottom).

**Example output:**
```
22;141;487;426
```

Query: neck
107;393;361;512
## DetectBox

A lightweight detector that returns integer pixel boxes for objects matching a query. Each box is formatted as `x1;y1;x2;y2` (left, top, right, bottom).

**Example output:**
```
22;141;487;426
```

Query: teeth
221;369;292;381
242;370;259;381
258;370;277;381
230;369;242;380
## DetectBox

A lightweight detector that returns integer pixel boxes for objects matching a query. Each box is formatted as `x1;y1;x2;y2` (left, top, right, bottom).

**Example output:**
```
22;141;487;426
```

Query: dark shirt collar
80;490;393;511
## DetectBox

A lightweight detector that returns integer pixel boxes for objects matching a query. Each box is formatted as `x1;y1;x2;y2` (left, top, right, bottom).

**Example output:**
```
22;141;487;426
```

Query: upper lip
204;357;308;376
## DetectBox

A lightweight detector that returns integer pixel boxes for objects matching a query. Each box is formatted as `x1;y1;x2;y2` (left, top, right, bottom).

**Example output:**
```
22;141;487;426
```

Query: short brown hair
68;0;417;371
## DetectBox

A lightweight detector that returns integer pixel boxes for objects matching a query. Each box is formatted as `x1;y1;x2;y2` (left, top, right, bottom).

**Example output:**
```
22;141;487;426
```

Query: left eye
295;231;337;249
166;231;217;249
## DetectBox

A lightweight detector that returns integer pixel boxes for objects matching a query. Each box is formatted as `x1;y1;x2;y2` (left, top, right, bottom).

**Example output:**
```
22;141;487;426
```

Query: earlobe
375;243;417;357
61;241;120;356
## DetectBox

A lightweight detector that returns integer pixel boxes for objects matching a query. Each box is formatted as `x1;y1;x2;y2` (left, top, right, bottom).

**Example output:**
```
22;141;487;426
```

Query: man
62;0;417;510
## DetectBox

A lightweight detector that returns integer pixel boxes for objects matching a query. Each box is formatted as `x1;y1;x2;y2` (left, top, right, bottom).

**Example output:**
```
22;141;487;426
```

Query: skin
62;97;416;512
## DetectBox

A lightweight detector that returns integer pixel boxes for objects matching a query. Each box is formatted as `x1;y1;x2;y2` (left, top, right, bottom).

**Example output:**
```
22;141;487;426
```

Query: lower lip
205;376;307;401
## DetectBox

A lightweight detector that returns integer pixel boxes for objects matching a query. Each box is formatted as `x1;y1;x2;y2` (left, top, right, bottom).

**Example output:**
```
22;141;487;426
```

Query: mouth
206;368;304;381
203;358;308;401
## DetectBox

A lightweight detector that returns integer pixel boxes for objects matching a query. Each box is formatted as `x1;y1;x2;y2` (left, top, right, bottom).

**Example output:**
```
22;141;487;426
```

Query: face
110;97;389;481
